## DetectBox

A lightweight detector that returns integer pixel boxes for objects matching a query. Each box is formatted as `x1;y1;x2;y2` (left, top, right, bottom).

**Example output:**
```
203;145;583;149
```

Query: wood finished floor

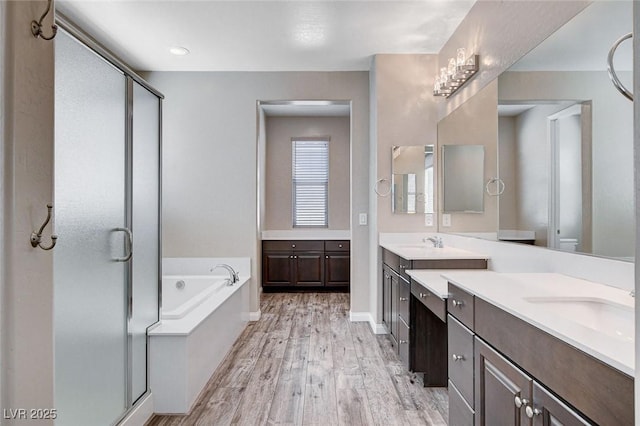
146;292;448;426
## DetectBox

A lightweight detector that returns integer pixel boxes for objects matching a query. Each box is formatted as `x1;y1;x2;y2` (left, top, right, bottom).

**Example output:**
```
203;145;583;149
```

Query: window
292;139;329;227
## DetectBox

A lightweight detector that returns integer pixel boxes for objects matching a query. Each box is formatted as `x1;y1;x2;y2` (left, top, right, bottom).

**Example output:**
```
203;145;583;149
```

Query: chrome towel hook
485;177;505;197
31;0;58;41
607;32;632;101
30;203;58;251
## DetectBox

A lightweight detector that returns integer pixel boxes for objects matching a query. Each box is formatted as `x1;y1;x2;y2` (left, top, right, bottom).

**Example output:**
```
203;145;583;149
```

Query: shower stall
54;18;162;425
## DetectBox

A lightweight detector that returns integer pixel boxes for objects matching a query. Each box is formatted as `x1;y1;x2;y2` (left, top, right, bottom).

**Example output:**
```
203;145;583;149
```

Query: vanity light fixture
169;46;190;56
433;48;479;98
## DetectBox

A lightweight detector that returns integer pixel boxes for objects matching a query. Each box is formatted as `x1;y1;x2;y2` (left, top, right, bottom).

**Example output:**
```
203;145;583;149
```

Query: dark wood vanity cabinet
381;248;486;386
324;241;350;287
262;240;349;291
447;282;630;426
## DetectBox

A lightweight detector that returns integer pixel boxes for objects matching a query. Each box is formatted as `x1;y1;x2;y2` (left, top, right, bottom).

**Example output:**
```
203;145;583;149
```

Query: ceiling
57;0;476;72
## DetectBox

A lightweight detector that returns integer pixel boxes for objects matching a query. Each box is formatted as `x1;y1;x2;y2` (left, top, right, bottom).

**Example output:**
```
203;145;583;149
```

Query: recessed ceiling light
169;46;190;56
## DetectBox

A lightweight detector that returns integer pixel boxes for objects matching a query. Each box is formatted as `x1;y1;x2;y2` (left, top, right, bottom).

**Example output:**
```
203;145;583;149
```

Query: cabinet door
531;383;592;426
390;273;399;346
475;338;532;426
398;316;410;369
382;268;392;330
325;253;350;287
294;253;324;286
263;252;293;286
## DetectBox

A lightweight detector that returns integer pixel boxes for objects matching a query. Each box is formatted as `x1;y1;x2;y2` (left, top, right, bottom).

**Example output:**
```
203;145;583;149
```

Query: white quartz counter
262;230;350;240
406;269;490;299
442;271;634;376
381;243;488;261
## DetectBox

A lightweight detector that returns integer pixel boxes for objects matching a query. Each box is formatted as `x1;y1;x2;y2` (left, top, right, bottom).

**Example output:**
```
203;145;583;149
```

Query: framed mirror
496;1;633;260
442;145;485;213
392;145;435;214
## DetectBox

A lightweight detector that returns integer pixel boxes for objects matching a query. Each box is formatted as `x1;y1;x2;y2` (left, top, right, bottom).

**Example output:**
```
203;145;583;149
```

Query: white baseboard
118;393;153;426
349;311;387;335
249;310;261;321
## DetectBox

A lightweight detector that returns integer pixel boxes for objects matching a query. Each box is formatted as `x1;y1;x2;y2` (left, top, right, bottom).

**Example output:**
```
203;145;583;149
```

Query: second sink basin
523;296;634;341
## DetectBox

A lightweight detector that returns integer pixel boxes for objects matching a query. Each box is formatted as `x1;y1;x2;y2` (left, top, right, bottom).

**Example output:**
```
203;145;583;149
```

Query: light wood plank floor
147;292;448;426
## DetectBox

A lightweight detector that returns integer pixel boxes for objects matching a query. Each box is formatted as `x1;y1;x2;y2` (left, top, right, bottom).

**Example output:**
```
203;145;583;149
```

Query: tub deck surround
442;271;634;376
261;229;351;240
149;275;250;335
150;257;252;414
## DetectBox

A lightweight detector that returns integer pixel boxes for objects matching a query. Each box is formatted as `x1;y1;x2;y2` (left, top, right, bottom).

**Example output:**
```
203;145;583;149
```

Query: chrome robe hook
31;0;58;41
30;203;58;251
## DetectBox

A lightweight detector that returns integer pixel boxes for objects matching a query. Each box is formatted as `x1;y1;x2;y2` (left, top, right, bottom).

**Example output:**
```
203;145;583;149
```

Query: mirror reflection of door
548;104;592;253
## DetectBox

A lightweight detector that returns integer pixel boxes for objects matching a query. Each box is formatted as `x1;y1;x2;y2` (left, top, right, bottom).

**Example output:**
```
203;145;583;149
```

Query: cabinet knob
399;340;408;344
338;244;343;248
290;255;293;259
514;396;529;408
292;244;296;248
399;297;408;302
326;256;329;259
451;354;465;362
419;292;429;298
294;255;297;259
452;299;464;308
525;406;541;418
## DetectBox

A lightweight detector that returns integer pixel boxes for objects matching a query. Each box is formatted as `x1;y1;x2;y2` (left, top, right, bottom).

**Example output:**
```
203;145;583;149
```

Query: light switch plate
359;213;367;226
424;213;433;227
442;214;452;227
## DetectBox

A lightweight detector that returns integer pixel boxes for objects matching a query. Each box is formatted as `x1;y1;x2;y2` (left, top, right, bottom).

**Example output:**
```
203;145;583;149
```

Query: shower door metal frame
55;14;163;425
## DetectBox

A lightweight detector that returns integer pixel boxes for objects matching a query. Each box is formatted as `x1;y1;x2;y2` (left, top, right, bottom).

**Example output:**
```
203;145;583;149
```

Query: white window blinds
292;140;329;227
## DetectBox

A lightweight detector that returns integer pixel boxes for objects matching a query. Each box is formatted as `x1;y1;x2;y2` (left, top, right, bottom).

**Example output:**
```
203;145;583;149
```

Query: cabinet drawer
325;240;349;251
411;282;446;322
398;257;412;282
449;380;474;426
448;283;474;330
398;316;410;369
262;240;323;252
448;315;474;407
398;279;410;325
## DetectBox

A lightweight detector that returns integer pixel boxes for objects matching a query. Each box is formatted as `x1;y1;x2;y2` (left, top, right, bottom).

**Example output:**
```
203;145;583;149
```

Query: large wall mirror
440;0;633;261
392;145;435;214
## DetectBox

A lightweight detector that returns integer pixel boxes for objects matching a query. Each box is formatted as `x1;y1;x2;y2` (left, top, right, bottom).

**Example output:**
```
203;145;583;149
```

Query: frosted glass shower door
54;32;128;425
130;81;160;404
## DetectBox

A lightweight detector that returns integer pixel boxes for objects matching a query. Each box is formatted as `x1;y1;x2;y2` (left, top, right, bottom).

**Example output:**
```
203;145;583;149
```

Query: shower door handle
113;227;133;262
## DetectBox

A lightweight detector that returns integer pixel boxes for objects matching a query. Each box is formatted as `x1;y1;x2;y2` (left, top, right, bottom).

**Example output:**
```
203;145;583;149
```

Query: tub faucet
423;236;443;248
211;264;239;286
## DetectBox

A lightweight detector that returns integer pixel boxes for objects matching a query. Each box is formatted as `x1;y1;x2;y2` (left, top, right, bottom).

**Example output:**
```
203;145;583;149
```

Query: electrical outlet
424;213;433;227
359;213;367;226
442;214;452;227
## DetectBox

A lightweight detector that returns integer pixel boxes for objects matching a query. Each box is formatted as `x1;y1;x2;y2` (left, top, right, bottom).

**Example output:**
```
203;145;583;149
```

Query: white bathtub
149;258;251;415
161;275;231;319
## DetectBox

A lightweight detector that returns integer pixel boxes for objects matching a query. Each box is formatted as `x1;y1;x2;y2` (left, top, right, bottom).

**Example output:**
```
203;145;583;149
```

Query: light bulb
456;48;466;67
448;58;457;78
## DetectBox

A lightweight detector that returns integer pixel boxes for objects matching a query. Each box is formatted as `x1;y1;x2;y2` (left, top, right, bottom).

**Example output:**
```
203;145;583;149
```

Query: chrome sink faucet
423;236;444;248
211;264;240;286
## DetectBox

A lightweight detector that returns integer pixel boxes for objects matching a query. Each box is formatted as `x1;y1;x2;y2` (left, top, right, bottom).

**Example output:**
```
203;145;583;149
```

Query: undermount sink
523;296;634;341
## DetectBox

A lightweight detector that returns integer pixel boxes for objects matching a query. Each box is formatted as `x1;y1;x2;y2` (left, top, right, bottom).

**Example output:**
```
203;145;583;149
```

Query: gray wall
437;80;499;233
499;71;634;257
146;71;370;314
2;1;55;422
264;116;350;231
498;116;517;230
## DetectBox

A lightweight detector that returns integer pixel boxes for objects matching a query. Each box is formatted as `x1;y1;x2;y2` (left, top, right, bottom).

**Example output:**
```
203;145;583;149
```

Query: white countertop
381;242;488;261
406;269;487;299
442;271;634;376
262;230;350;240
